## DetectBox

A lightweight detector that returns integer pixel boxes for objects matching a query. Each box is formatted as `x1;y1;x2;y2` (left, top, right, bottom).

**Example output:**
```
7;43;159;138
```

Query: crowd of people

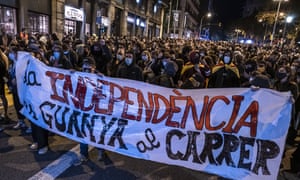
0;29;300;175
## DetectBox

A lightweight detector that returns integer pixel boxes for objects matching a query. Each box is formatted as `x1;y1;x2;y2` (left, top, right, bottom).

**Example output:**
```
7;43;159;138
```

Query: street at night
1;0;300;180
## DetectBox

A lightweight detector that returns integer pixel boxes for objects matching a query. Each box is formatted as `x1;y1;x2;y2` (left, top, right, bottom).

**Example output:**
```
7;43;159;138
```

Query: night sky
214;0;246;23
201;0;247;27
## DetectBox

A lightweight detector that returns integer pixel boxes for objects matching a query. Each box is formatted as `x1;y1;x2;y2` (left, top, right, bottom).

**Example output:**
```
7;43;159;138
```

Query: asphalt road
1;87;300;180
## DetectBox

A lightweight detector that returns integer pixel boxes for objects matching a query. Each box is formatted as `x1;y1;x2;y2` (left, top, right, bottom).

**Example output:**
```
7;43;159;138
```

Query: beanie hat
189;51;200;64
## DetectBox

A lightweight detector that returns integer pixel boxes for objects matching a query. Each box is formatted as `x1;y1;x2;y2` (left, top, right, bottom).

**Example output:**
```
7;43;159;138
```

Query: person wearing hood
208;49;240;88
48;43;73;69
179;50;207;89
273;65;299;147
150;61;178;88
116;49;143;81
91;38;112;75
241;59;271;89
62;40;78;69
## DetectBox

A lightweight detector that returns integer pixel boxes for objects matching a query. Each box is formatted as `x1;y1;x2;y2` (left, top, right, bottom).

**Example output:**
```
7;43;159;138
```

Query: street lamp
282;15;293;39
270;0;288;45
199;12;212;38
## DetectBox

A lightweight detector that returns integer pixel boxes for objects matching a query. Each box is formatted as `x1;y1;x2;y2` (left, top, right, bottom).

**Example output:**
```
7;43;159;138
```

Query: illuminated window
0;6;17;35
64;19;76;34
28;12;49;34
154;5;157;13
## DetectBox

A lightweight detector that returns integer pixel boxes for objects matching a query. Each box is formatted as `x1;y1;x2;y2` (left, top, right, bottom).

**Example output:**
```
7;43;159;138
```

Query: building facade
0;0;168;40
166;0;201;39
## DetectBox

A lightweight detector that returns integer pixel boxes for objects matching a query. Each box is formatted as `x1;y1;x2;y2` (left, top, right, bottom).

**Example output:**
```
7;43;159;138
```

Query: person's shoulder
289;81;298;87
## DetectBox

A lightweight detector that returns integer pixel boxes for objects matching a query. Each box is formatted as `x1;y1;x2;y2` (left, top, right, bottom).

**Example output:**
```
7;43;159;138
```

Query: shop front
64;5;84;35
127;13;145;37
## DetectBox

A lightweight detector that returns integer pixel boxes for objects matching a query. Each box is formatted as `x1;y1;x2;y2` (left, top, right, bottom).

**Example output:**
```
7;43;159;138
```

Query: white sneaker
13;122;27;129
30;142;38;150
38;146;48;155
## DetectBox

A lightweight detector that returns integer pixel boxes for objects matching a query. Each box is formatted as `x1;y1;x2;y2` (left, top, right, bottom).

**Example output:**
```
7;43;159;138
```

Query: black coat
116;62;143;81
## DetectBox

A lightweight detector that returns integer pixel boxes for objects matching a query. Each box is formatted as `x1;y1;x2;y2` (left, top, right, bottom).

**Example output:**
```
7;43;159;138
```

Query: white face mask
125;58;133;66
223;56;231;64
142;55;148;61
117;54;123;60
162;61;168;67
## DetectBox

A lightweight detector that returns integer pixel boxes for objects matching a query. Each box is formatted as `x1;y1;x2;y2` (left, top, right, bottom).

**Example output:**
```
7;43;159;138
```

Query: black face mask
276;72;287;80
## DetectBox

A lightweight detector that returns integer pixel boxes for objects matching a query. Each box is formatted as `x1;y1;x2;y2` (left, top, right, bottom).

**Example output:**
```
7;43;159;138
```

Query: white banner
65;5;84;22
16;52;292;180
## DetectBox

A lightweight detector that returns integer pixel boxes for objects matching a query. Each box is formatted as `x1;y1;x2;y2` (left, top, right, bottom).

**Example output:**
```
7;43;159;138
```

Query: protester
48;42;73;69
273;65;299;146
150;61;178;88
73;56;106;166
208;49;241;88
139;50;155;82
62;40;79;70
241;58;272;88
116;49;143;81
26;45;50;155
179;50;209;89
0;48;10;124
7;42;31;132
109;48;125;77
91;38;112;75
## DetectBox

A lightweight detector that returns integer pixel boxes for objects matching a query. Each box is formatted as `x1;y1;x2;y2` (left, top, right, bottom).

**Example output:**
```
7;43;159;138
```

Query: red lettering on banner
72;76;93;111
233;101;258;137
45;70;259;136
137;92;154;122
223;96;244;134
92;79;110;115
206;96;229;131
108;81;124;114
152;94;171;125
45;71;66;103
121;87;139;120
62;75;73;105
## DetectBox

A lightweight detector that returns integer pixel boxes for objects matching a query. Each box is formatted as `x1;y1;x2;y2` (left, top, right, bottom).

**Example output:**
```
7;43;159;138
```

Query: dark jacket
116;62;143;81
208;64;240;88
151;74;175;88
91;43;112;75
0;57;7;84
